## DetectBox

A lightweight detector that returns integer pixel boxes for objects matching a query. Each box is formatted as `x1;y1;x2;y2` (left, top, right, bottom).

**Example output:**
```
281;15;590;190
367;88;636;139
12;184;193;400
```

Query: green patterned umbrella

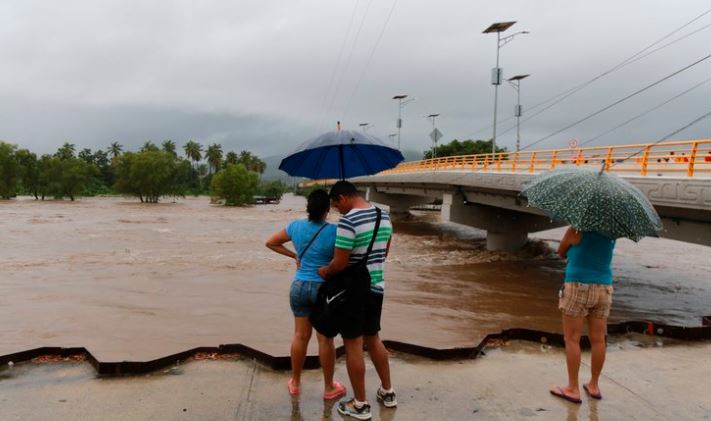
520;167;662;241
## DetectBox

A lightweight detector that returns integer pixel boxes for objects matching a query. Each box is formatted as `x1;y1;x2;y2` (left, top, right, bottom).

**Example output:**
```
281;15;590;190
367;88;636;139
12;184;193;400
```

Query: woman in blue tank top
550;227;616;404
266;189;347;400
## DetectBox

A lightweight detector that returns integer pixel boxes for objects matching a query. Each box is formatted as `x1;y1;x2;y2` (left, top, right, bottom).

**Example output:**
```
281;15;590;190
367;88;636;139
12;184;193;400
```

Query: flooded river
1;194;709;360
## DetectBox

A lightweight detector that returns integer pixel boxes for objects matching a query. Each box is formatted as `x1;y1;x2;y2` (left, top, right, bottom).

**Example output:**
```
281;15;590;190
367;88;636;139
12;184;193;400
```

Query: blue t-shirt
564;231;616;285
286;219;337;283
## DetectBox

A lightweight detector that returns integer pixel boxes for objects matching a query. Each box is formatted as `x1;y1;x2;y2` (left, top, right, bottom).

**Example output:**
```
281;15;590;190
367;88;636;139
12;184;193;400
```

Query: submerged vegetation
0;140;286;204
210;163;259;206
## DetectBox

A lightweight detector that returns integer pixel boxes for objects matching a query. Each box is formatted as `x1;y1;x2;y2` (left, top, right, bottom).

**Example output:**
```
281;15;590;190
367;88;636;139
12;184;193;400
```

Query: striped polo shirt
335;206;392;293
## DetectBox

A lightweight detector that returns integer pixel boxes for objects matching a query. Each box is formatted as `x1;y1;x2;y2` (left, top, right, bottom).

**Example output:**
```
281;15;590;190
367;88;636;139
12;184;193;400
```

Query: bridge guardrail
382;140;711;177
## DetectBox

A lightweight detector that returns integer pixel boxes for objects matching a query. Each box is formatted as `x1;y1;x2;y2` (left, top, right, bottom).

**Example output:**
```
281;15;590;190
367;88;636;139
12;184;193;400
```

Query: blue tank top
564;231;616;285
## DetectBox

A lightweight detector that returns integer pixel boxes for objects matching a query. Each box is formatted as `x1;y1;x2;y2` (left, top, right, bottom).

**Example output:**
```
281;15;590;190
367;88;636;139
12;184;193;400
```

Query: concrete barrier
2;318;710;377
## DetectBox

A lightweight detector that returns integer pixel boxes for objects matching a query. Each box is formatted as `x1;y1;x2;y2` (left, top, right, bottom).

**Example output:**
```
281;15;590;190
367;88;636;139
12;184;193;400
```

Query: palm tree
78;148;94;164
141;141;159;152
196;163;208;178
205;143;223;174
253;158;266;174
55;142;76;160
162;140;177;157
238;150;266;174
183;140;203;168
225;151;238;166
108;142;123;159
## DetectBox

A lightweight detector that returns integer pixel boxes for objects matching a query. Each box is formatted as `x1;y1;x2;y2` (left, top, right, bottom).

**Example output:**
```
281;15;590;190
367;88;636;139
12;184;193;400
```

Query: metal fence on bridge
383;140;711;177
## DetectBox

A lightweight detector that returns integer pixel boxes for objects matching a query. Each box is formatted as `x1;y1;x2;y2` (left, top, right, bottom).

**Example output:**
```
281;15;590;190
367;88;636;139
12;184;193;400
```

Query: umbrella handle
339;143;345;180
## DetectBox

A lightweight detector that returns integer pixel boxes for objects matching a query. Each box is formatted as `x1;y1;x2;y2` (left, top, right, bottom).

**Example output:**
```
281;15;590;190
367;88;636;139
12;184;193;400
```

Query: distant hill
260;148;425;182
261;155;302;184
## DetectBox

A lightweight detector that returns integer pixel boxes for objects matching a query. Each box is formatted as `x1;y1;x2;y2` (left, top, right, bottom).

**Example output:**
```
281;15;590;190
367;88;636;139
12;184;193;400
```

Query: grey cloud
1;0;710;157
0;99;312;156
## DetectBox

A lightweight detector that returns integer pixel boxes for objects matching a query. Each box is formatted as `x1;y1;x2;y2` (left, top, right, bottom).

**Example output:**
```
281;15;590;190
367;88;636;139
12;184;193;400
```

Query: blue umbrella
279;130;404;180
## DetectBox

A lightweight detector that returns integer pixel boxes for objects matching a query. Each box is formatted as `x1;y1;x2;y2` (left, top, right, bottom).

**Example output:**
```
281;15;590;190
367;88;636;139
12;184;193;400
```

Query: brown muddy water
1;195;710;361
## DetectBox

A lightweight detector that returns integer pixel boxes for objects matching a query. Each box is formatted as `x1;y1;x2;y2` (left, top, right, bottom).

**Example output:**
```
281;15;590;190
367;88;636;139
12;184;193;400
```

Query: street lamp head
508;74;530;81
402;97;416;106
427;113;440;118
392;94;408;100
359;122;369;127
483;21;516;33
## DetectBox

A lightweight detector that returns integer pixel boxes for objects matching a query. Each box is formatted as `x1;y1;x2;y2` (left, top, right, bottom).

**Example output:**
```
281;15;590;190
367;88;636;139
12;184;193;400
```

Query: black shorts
339;291;384;339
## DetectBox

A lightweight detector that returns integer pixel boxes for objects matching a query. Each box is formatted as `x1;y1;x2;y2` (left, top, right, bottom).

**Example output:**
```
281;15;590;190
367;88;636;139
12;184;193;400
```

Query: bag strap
361;207;382;262
298;223;328;261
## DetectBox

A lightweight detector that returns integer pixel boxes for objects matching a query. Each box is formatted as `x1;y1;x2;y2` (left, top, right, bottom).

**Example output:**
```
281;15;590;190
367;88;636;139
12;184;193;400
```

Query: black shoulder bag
311;207;382;338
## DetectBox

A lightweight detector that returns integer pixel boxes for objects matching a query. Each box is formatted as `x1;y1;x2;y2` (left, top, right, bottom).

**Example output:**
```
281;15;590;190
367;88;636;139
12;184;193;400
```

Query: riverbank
1;339;709;420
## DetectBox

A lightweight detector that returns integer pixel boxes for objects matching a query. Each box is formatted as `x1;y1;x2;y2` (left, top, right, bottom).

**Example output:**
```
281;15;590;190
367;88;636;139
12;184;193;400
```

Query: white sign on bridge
430;128;443;143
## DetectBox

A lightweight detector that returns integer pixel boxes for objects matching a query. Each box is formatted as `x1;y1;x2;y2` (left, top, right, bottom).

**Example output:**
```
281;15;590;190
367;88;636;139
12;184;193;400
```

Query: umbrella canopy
520;167;663;241
279;130;404;180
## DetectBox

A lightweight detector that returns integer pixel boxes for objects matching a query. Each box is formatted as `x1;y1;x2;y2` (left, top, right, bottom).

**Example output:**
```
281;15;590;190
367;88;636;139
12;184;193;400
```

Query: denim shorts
289;280;322;317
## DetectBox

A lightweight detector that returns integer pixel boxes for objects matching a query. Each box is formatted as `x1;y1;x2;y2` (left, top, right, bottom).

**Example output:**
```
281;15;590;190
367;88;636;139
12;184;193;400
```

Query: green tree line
0;140;285;205
423;139;507;159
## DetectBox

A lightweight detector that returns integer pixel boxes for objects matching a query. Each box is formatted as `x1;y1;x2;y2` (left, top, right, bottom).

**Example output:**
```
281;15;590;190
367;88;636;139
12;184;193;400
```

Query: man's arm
319;216;355;279
318;248;351;279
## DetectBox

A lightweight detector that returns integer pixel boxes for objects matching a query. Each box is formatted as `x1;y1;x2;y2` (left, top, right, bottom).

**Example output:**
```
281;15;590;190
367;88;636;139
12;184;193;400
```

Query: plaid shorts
558;282;613;319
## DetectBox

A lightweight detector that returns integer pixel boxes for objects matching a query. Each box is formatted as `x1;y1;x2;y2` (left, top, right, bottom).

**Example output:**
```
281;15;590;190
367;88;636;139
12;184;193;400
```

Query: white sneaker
376;386;397;408
337;398;372;420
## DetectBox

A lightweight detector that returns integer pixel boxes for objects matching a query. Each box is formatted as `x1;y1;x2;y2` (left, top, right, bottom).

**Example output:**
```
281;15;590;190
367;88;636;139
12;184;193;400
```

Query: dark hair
307;189;330;222
328;180;358;200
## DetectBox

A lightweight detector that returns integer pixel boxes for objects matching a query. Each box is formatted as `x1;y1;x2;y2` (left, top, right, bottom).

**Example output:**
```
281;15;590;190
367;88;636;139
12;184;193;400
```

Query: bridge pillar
442;193;534;252
366;188;434;215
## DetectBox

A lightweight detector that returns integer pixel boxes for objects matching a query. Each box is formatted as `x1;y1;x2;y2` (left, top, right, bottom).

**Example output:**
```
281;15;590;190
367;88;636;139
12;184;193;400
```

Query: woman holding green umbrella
521;167;662;404
550;228;615;403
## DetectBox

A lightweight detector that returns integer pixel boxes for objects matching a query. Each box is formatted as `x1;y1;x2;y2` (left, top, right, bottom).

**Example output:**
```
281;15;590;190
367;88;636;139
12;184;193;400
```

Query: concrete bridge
347;140;711;251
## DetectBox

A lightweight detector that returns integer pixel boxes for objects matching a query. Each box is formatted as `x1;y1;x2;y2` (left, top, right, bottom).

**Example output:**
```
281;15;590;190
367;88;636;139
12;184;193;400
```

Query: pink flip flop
323;381;347;400
583;383;603;400
288;378;300;396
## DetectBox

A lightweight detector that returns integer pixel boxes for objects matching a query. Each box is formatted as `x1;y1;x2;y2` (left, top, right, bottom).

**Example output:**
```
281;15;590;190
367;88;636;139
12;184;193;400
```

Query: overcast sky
1;0;710;158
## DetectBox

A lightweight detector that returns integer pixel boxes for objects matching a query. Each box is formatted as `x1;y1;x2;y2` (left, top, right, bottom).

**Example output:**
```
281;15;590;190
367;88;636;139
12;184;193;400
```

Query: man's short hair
329;180;359;200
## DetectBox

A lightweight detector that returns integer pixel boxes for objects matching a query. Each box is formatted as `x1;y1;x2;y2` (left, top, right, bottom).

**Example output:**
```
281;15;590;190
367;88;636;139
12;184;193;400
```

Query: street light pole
393;95;406;150
392;94;414;150
427;113;440;158
515;79;520;151
483;21;528;154
359;122;370;132
507;74;530;152
493;30;501;155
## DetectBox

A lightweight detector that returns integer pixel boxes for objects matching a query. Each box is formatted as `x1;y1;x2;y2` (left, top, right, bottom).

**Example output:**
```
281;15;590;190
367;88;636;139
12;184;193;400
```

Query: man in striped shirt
318;181;396;419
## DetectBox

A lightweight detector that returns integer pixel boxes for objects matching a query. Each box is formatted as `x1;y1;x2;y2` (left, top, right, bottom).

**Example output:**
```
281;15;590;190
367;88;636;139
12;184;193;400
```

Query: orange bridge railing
382;139;711;177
